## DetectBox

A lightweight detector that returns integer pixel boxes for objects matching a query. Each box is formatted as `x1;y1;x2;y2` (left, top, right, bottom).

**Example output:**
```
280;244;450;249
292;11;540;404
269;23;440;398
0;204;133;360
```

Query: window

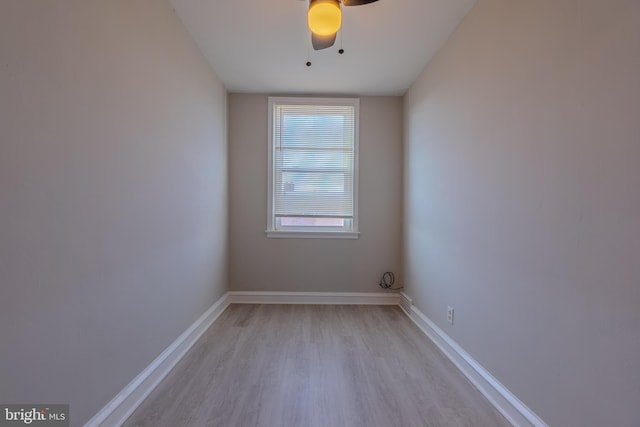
267;97;359;239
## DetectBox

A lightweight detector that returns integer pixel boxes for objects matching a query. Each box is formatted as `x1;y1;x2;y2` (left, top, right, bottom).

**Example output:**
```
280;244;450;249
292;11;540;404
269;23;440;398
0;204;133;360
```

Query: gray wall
403;0;640;426
0;1;228;425
229;94;402;292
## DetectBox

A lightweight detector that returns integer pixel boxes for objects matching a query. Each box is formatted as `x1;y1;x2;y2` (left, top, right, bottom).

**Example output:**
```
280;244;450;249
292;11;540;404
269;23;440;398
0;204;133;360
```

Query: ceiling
168;0;477;96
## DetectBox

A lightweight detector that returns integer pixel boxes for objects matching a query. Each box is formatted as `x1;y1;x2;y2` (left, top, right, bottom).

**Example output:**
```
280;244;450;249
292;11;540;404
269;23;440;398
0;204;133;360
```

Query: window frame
266;96;360;239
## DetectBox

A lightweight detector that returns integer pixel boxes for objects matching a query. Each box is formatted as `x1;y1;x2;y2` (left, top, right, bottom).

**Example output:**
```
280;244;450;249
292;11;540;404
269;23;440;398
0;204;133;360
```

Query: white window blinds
271;100;357;222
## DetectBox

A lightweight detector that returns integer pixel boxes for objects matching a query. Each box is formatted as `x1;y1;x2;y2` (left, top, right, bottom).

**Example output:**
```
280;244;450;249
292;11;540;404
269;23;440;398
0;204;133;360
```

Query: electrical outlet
447;306;454;325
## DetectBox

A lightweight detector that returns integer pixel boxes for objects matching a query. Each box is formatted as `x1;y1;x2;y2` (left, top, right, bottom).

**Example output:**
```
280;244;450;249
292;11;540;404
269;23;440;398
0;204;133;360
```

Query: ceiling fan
307;0;379;51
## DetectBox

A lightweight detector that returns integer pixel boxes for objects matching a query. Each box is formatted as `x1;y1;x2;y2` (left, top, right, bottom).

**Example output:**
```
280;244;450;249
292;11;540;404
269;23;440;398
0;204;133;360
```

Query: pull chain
306;30;312;66
338;14;344;54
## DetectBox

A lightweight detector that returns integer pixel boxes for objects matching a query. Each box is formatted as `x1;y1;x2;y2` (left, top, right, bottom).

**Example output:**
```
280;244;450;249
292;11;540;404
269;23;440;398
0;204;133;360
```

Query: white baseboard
84;293;231;427
404;303;548;427
228;291;400;305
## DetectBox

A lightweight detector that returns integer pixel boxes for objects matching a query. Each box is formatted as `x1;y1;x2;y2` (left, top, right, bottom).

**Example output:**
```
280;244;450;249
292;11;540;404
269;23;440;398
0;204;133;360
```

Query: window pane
277;149;352;170
281;114;350;149
280;217;345;227
279;171;348;193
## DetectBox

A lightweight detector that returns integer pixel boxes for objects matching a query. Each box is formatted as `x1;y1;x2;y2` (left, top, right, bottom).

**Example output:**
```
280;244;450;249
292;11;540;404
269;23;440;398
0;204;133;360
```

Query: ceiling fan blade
342;0;378;6
312;32;337;50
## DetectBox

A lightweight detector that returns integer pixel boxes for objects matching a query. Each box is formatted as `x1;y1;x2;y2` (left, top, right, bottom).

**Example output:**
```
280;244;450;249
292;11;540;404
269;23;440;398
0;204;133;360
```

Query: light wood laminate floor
124;304;510;427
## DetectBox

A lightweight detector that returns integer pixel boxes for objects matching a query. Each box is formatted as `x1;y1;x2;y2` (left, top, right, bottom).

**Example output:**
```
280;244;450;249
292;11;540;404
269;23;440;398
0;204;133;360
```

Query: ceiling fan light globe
308;0;341;36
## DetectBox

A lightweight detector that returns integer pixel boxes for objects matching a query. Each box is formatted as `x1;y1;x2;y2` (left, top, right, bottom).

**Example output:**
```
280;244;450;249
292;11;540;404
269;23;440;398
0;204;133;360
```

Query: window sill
266;230;360;239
